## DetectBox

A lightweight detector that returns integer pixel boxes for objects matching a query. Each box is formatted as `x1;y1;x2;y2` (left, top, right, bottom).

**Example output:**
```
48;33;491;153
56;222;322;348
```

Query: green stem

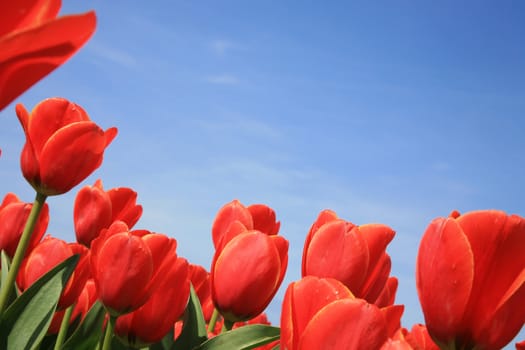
223;319;234;332
54;305;74;350
101;314;115;350
207;308;219;333
0;191;47;314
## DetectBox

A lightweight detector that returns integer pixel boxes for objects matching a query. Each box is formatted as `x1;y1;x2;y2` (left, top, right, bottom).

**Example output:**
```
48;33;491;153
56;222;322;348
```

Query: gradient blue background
1;1;524;347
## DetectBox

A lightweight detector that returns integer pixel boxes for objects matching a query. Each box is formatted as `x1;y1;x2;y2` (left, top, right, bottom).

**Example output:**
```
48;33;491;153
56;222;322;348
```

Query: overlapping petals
16;98;117;195
302;209;397;305
416;210;525;349
0;1;96;110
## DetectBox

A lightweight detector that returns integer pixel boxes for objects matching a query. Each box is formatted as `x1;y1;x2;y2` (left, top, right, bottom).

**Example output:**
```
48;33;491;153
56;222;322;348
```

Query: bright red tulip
302;209;397;305
90;221;178;316
115;257;190;346
416;210;525;349
0;192;49;258
18;236;90;309
74;179;142;246
0;1;96;111
211;230;288;322
16;98;117;196
211;200;280;252
281;276;394;350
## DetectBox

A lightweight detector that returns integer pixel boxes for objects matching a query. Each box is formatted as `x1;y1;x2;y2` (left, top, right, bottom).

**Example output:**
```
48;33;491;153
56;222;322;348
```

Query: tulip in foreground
302;209;398;306
16;98;117;196
281;276;402;350
0;1;96;110
416;210;525;349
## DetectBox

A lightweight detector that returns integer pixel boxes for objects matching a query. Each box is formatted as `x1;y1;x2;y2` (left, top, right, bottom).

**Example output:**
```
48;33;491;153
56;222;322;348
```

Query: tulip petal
247;204;280;235
280;276;353;350
211;200;253;249
74;182;112;246
457;210;525;344
212;232;282;320
0;0;60;36
303;220;369;293
416;217;474;342
298;299;388;350
0;12;96;110
38;122;109;195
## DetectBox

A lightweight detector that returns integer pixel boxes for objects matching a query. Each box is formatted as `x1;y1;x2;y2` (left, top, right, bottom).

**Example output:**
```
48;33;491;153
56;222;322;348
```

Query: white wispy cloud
205;74;240;85
87;43;137;68
210;39;236;56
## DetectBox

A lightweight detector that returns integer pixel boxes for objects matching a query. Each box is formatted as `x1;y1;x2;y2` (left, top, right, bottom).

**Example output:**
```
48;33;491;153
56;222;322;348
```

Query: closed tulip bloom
416;210;525;349
16;98;117;196
18;236;90;309
74;179;142;246
281;276;393;350
404;324;439;350
188;264;214;321
115;257;190;347
211;230;288;322
0;1;96;111
302;210;396;305
0;192;49;258
91;221;178;316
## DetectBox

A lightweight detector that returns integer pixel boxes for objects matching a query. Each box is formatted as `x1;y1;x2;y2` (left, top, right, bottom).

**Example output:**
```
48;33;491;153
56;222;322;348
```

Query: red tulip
115;257;190;346
188;264;214;321
416;210;525;349
516;340;525;350
18;236;90;309
16;98;117;196
212;200;280;252
281;276;393;350
74;179;142;246
0;192;49;258
0;1;96;110
90;221;178;316
211;230;288;322
403;324;439;350
302;209;396;305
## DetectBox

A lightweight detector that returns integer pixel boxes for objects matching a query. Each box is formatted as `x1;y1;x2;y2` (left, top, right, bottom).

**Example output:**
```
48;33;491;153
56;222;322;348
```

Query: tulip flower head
90;221;179;316
74;179;142;246
0;192;49;258
281;276;396;350
16;98;117;196
416;210;525;350
302;209;397;305
211;200;288;322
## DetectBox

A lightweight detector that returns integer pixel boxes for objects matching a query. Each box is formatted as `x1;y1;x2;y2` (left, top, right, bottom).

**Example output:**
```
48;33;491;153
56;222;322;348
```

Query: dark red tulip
417;210;525;349
18;236;90;309
16;98;117;196
302;209;396;305
0;1;96;110
281;276;393;350
0;192;49;258
74;179;142;246
115;257;190;346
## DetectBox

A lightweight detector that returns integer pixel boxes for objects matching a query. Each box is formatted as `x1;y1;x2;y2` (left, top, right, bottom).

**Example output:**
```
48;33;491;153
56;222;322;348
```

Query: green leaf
0;251;17;305
172;284;208;350
0;254;79;350
149;329;175;350
271;344;280;350
62;301;106;350
195;325;280;350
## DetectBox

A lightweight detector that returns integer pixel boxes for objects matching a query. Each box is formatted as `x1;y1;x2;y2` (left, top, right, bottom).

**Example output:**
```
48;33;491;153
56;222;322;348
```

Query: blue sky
1;0;525;346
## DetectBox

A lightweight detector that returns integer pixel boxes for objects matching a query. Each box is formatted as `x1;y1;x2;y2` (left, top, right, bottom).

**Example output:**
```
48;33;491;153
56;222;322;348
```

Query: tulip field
0;1;524;350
